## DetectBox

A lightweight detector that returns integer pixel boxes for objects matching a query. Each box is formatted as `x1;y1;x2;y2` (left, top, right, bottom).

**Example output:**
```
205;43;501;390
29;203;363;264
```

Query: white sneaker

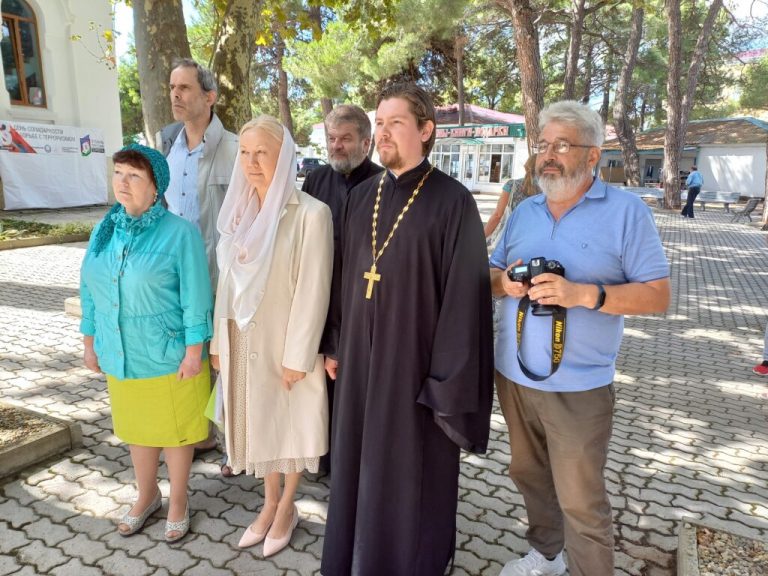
499;549;567;576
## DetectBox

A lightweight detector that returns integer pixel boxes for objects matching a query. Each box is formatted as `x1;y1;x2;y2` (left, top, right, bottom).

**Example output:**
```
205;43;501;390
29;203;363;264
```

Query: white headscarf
216;122;297;330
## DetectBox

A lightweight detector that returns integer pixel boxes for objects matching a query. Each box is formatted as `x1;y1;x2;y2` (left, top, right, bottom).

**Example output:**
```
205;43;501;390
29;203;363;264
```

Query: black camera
507;256;565;316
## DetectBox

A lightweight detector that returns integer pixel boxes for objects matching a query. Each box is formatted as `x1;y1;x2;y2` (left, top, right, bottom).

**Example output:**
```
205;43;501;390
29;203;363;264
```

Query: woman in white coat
210;115;332;557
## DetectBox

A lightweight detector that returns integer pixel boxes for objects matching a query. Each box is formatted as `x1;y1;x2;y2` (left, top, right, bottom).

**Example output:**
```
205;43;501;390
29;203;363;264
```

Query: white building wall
697;145;766;197
0;0;122;155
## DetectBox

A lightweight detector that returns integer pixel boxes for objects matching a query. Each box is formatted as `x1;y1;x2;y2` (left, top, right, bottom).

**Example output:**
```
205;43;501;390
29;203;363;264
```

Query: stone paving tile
185;559;237;576
0;521;29;554
183;533;240;567
0;555;22;576
2;212;768;575
21;516;73;546
95;549;154;576
15;539;69;572
101;530;157;555
57;533;112;564
141;542;199;574
49;558;105;576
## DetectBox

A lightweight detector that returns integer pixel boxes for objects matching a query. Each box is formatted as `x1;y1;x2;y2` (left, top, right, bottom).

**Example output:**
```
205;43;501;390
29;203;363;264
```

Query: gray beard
537;165;593;202
329;151;366;174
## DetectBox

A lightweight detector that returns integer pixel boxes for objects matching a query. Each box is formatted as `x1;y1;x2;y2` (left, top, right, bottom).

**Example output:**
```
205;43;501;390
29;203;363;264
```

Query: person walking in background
80;144;213;543
157;57;238;471
321;83;494;576
753;323;768;375
301;104;383;476
490;101;670;576
681;164;703;219
210;115;332;557
484;154;539;247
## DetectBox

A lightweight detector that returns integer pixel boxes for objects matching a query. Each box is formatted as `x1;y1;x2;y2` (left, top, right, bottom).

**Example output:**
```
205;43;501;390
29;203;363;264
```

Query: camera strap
515;295;566;381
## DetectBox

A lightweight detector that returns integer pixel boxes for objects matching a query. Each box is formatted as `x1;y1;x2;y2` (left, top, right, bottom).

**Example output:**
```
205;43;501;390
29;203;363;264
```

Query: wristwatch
592;284;606;310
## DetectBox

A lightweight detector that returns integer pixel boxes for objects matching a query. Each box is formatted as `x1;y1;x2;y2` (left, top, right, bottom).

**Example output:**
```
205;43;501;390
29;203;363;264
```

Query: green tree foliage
463;17;520;110
740;55;768;110
284;0;469;112
117;54;144;145
284;20;362;104
123;0;767;150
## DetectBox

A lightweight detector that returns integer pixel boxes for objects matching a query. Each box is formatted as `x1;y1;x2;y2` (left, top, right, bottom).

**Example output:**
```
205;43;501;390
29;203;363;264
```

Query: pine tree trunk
581;30;596;104
321;98;334;118
663;0;683;209
211;0;260;133
664;0;723;209
455;33;467;126
563;0;587;100
308;5;333;119
274;31;294;136
133;0;190;148
612;5;643;186
600;52;612;123
495;0;544;147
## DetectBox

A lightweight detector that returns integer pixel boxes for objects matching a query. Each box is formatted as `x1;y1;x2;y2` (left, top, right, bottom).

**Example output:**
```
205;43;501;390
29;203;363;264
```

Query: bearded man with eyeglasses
489;101;671;576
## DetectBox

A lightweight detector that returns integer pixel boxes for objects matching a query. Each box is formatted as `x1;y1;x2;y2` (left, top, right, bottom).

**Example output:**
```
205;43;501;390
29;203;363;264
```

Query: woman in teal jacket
80;144;213;543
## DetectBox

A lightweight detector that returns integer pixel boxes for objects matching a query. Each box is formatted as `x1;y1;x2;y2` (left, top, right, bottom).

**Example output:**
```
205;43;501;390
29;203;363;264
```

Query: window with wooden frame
1;0;45;107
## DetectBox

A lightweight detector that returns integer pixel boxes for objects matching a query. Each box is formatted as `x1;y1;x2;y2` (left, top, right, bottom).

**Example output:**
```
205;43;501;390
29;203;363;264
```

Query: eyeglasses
532;140;593;155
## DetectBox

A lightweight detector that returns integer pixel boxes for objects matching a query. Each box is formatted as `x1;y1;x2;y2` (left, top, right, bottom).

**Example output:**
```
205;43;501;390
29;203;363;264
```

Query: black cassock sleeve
416;194;494;454
318;179;347;359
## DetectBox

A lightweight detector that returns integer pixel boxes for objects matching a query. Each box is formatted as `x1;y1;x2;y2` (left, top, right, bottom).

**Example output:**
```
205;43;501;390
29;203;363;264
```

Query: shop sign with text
436;124;525;139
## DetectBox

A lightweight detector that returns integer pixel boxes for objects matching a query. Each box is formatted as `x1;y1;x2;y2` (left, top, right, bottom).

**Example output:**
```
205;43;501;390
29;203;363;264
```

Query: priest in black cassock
320;83;494;576
302;105;383;475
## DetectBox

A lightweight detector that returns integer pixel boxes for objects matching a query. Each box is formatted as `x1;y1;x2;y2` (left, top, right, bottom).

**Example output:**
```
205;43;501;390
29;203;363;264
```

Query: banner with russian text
0;121;107;209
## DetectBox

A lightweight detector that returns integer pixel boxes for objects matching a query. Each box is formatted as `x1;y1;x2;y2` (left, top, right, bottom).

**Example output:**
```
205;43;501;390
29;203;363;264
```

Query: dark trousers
681;186;701;218
319;374;335;473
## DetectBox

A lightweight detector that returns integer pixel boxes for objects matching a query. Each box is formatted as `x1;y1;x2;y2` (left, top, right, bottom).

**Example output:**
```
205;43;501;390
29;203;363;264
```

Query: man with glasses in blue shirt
490;101;670;576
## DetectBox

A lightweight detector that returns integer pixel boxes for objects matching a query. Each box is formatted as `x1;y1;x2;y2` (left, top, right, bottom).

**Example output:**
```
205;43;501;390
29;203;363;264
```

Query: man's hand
325;356;338;380
492;259;529;298
210;354;220;371
282;367;306;391
528;274;594;309
83;336;101;374
177;344;203;380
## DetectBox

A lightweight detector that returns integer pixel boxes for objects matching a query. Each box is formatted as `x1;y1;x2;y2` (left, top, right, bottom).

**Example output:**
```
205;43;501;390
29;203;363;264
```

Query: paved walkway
1;207;767;576
1;206;110;227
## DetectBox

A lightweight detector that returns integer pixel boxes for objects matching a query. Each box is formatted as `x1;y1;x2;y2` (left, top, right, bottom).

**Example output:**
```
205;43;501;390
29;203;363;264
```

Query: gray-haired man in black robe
302;105;383;475
320;83;494;575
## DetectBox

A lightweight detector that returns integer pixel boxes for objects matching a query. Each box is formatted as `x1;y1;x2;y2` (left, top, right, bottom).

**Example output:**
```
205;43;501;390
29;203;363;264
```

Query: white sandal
118;490;161;536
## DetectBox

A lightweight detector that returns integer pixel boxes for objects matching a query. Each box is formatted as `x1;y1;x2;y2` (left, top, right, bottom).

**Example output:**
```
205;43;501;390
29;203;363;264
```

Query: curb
0;233;90;251
677;516;768;575
678;518;699;576
64;296;82;318
0;402;83;481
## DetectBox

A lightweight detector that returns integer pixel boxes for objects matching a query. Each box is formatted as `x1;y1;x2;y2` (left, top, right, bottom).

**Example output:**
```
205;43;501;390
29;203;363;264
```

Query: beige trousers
495;371;615;576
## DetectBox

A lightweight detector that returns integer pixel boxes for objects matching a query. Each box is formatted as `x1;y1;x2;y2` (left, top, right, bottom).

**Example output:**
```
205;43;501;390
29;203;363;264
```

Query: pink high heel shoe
262;504;299;557
238;512;274;548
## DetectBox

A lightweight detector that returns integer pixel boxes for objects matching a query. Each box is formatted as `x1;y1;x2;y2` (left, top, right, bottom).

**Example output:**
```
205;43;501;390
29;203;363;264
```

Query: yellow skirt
106;361;210;447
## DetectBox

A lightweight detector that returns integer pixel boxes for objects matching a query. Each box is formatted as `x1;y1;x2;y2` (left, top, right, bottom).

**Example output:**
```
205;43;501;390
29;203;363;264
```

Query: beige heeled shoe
238;515;274;548
262;504;299;557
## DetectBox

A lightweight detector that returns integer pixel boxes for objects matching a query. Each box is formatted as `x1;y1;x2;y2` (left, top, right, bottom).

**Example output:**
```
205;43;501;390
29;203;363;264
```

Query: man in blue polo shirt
490;101;670;576
681;165;703;218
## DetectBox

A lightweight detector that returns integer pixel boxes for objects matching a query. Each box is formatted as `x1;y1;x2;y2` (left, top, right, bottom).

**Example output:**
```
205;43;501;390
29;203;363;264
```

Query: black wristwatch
592;284;606;310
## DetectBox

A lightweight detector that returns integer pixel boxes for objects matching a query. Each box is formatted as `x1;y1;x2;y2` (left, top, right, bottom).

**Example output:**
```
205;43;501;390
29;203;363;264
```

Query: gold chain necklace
363;166;434;299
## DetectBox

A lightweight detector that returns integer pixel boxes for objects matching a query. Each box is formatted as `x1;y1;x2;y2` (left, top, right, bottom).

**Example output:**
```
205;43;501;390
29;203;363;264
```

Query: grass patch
0;219;93;241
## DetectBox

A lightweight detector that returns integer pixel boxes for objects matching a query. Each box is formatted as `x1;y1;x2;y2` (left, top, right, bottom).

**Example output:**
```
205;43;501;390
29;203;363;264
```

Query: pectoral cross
363;263;381;299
